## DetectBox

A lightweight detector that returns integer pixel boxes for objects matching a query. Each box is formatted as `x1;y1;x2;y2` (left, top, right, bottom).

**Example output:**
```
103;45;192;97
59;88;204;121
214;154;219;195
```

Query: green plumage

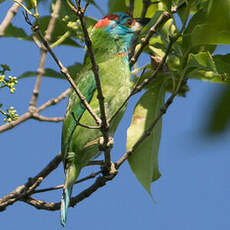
60;24;132;226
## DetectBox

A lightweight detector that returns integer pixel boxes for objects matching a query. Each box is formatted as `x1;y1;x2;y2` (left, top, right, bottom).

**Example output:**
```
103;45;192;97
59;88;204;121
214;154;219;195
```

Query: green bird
61;12;148;226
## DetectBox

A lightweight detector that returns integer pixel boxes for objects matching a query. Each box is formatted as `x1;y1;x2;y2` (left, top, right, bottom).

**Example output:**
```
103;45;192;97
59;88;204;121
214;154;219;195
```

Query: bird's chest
99;57;131;113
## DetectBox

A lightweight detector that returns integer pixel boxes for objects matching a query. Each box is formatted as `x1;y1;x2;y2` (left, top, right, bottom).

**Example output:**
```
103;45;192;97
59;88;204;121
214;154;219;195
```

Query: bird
60;12;149;226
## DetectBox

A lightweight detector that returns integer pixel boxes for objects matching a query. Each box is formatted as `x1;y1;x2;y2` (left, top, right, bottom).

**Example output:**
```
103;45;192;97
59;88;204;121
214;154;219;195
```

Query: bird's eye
126;18;133;26
125;18;134;28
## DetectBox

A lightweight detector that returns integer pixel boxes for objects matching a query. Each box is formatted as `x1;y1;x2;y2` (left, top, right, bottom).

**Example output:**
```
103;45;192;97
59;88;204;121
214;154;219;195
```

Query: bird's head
92;12;149;53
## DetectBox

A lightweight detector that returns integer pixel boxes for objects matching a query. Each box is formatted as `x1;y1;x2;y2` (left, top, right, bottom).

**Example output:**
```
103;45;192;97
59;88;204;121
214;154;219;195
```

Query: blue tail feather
60;186;72;227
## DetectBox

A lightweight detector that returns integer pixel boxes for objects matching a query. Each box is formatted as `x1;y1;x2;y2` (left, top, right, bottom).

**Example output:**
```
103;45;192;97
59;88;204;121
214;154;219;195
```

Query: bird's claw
98;136;114;151
101;161;118;180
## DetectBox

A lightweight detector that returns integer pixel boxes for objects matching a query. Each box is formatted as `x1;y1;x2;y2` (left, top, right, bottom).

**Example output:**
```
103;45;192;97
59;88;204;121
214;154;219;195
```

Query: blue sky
1;1;230;229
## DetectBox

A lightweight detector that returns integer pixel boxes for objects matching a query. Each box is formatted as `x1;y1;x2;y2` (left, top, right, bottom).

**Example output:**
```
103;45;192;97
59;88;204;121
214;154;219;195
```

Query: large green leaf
127;82;166;196
125;0;158;17
213;54;230;81
51;0;76;22
177;0;207;24
4;24;29;40
185;52;230;85
108;0;128;13
184;0;230;47
37;16;81;47
25;0;47;9
19;62;83;80
207;87;230;134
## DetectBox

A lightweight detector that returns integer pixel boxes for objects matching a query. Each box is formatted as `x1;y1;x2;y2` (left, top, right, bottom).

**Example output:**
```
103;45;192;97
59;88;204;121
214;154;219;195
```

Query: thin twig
130;12;171;67
72;112;100;129
37;88;71;112
86;160;104;166
22;175;110;211
29;50;47;108
129;0;188;67
0;153;62;211
32;170;102;194
129;0;135;15
34;28;101;125
29;0;61;108
134;3;189;93
0;112;31;133
133;36;175;94
75;1;111;169
0;0;24;36
33;114;64;122
0;89;70;133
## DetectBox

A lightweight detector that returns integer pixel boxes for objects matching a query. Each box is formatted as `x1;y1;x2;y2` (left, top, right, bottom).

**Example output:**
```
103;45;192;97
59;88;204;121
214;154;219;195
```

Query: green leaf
191;26;230;46
125;0;158;18
207;87;230;134
4;24;29;40
51;0;76;22
67;62;83;79
184;0;230;47
186;52;216;72
213;54;230;82
177;0;206;24
141;11;164;35
0;0;6;4
160;18;178;44
37;16;81;47
158;0;171;11
19;63;83;80
108;0;128;13
25;0;46;9
0;64;11;72
18;70;63;80
185;52;230;84
127;82;165;196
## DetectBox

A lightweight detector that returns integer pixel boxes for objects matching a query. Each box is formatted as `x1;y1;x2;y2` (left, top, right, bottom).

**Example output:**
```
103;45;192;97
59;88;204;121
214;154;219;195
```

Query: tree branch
130;11;171;67
0;0;24;37
0;88;70;133
33;114;64;122
129;0;135;15
37;88;71;112
0;112;31;133
22;175;109;211
75;1;111;169
34;28;101;125
31;170;101;194
29;0;61;108
0;152;62;211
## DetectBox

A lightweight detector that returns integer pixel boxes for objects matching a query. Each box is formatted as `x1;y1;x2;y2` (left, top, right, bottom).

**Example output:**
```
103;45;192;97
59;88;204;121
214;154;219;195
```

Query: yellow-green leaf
186;52;230;84
125;0;158;17
127;83;165;196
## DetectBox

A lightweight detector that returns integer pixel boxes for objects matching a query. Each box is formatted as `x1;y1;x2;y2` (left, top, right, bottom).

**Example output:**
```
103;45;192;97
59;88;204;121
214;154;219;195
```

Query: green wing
61;70;96;163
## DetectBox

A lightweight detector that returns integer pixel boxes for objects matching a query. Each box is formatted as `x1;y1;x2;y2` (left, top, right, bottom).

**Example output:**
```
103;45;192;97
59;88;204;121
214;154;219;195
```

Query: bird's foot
98;136;114;151
101;161;118;180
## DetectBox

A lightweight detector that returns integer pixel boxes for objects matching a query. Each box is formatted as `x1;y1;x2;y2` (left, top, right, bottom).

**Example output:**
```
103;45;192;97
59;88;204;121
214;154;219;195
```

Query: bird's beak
133;18;151;32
